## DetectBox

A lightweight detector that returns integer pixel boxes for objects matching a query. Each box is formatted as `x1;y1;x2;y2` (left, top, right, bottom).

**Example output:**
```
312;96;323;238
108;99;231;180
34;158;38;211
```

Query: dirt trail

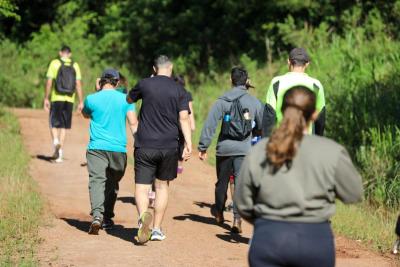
14;108;397;267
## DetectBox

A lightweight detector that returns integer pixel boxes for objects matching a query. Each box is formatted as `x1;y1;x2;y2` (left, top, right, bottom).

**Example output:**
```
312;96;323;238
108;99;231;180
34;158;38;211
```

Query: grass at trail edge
0;109;43;266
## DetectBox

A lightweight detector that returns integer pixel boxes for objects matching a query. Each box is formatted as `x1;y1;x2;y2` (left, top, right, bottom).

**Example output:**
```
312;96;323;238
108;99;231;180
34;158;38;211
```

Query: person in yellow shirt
43;45;83;163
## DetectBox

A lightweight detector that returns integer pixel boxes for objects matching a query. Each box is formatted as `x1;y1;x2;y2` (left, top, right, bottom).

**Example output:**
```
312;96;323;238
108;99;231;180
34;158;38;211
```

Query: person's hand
43;98;50;112
199;151;207;161
182;143;192;161
77;101;84;113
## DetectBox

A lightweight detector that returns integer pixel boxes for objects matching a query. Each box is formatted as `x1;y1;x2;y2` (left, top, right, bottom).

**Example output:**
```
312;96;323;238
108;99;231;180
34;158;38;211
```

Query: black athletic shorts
134;148;179;184
50;101;73;129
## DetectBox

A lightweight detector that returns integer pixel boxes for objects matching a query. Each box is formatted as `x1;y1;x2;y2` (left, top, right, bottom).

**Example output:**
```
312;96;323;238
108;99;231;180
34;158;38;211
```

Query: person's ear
305;62;310;68
59;51;63;57
153;66;157;74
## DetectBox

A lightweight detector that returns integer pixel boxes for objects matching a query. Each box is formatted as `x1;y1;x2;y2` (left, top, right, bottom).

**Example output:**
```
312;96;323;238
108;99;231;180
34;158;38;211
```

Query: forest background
1;0;400;262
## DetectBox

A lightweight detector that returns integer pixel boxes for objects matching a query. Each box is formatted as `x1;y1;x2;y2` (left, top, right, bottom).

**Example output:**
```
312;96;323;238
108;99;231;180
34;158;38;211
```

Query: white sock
58;149;63;158
53;138;59;147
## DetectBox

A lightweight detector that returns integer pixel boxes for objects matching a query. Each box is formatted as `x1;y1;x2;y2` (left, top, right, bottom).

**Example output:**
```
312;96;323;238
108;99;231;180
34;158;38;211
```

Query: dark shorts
50;101;73;129
134;148;179;184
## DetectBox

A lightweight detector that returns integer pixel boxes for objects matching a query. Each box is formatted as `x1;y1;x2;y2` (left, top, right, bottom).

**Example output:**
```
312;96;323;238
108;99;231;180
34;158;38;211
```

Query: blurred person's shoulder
303;135;344;154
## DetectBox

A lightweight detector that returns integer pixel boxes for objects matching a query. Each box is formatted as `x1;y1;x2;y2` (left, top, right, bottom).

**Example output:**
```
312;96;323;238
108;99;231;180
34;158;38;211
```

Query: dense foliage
1;0;400;208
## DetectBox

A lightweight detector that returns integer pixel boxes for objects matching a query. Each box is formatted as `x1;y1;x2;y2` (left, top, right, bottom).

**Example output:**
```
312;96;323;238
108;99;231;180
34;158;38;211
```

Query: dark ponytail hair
266;86;316;170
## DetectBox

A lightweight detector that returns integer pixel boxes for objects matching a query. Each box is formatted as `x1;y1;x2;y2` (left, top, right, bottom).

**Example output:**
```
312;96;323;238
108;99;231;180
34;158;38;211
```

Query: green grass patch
332;202;397;252
0;109;43;266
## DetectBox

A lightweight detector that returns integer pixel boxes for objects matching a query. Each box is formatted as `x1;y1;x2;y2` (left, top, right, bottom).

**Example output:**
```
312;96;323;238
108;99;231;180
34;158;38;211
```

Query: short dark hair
154;55;172;68
60;45;71;53
231;67;248;86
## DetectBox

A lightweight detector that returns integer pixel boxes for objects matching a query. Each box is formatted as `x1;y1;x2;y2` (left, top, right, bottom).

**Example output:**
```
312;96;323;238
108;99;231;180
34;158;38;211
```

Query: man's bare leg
153;179;169;230
135;183;152;217
59;128;66;148
51;127;60;144
135;183;152;243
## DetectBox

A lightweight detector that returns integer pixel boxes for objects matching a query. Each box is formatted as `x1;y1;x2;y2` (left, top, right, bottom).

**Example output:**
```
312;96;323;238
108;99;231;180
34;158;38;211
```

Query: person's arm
189;101;196;131
44;60;57;112
127;81;142;104
44;79;52;111
314;82;326;136
234;153;257;224
334;148;363;203
81;97;91;119
126;110;138;135
76;80;84;112
73;62;84;112
198;100;223;160
180;110;192;161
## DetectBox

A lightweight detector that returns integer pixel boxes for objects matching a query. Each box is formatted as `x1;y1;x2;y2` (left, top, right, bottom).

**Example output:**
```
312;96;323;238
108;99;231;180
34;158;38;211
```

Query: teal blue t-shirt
83;89;135;153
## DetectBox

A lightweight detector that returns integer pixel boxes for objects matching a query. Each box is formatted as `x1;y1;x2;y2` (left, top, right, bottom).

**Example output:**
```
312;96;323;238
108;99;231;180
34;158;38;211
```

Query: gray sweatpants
87;150;127;219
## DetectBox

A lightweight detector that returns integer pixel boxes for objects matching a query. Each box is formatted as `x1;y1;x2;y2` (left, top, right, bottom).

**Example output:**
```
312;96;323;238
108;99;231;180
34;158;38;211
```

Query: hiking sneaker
231;218;242;234
211;204;224;224
393;238;400;254
88;217;102;235
102;218;115;230
52;144;61;160
150;228;166;241
54;156;63;163
137;211;153;244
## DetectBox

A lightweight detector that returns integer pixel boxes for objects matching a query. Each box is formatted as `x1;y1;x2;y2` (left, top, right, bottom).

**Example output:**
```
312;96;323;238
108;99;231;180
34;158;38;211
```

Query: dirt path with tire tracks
13;108;397;267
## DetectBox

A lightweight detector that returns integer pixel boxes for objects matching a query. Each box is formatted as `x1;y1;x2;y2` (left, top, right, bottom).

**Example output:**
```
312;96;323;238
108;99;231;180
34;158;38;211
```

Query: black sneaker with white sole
88;217;102;235
102;218;115;230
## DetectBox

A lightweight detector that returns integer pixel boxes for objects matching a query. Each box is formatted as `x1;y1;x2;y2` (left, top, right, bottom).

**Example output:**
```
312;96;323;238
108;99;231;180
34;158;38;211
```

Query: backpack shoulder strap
313;83;320;93
58;58;64;66
273;80;279;100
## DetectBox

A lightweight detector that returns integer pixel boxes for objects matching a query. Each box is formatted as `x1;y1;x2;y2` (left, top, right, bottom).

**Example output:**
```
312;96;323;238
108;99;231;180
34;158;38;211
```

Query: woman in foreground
235;86;363;267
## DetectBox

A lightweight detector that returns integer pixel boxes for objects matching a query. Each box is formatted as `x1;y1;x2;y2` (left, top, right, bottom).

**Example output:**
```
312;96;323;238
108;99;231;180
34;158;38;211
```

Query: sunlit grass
0;109;43;266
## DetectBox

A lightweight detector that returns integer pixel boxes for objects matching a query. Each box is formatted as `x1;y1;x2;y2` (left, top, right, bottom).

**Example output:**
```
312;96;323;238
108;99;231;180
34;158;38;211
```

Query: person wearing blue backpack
198;67;263;233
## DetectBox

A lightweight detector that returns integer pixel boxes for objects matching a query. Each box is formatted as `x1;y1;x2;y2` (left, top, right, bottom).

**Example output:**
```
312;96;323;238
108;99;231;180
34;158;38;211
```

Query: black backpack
261;81;279;138
221;95;252;141
55;59;76;94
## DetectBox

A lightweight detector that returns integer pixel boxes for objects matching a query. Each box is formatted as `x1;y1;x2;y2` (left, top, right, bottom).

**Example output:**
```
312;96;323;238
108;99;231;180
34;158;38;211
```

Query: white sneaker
54;148;63;163
393;238;400;254
150;228;166;241
52;144;61;160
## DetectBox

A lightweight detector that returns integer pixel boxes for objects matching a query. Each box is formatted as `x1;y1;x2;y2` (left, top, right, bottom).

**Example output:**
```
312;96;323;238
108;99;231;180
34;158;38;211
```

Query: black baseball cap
60;45;71;53
101;68;120;79
289;48;310;63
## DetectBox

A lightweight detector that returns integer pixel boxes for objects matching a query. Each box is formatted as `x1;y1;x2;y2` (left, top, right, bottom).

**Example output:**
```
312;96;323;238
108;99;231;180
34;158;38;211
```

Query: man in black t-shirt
127;55;192;244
